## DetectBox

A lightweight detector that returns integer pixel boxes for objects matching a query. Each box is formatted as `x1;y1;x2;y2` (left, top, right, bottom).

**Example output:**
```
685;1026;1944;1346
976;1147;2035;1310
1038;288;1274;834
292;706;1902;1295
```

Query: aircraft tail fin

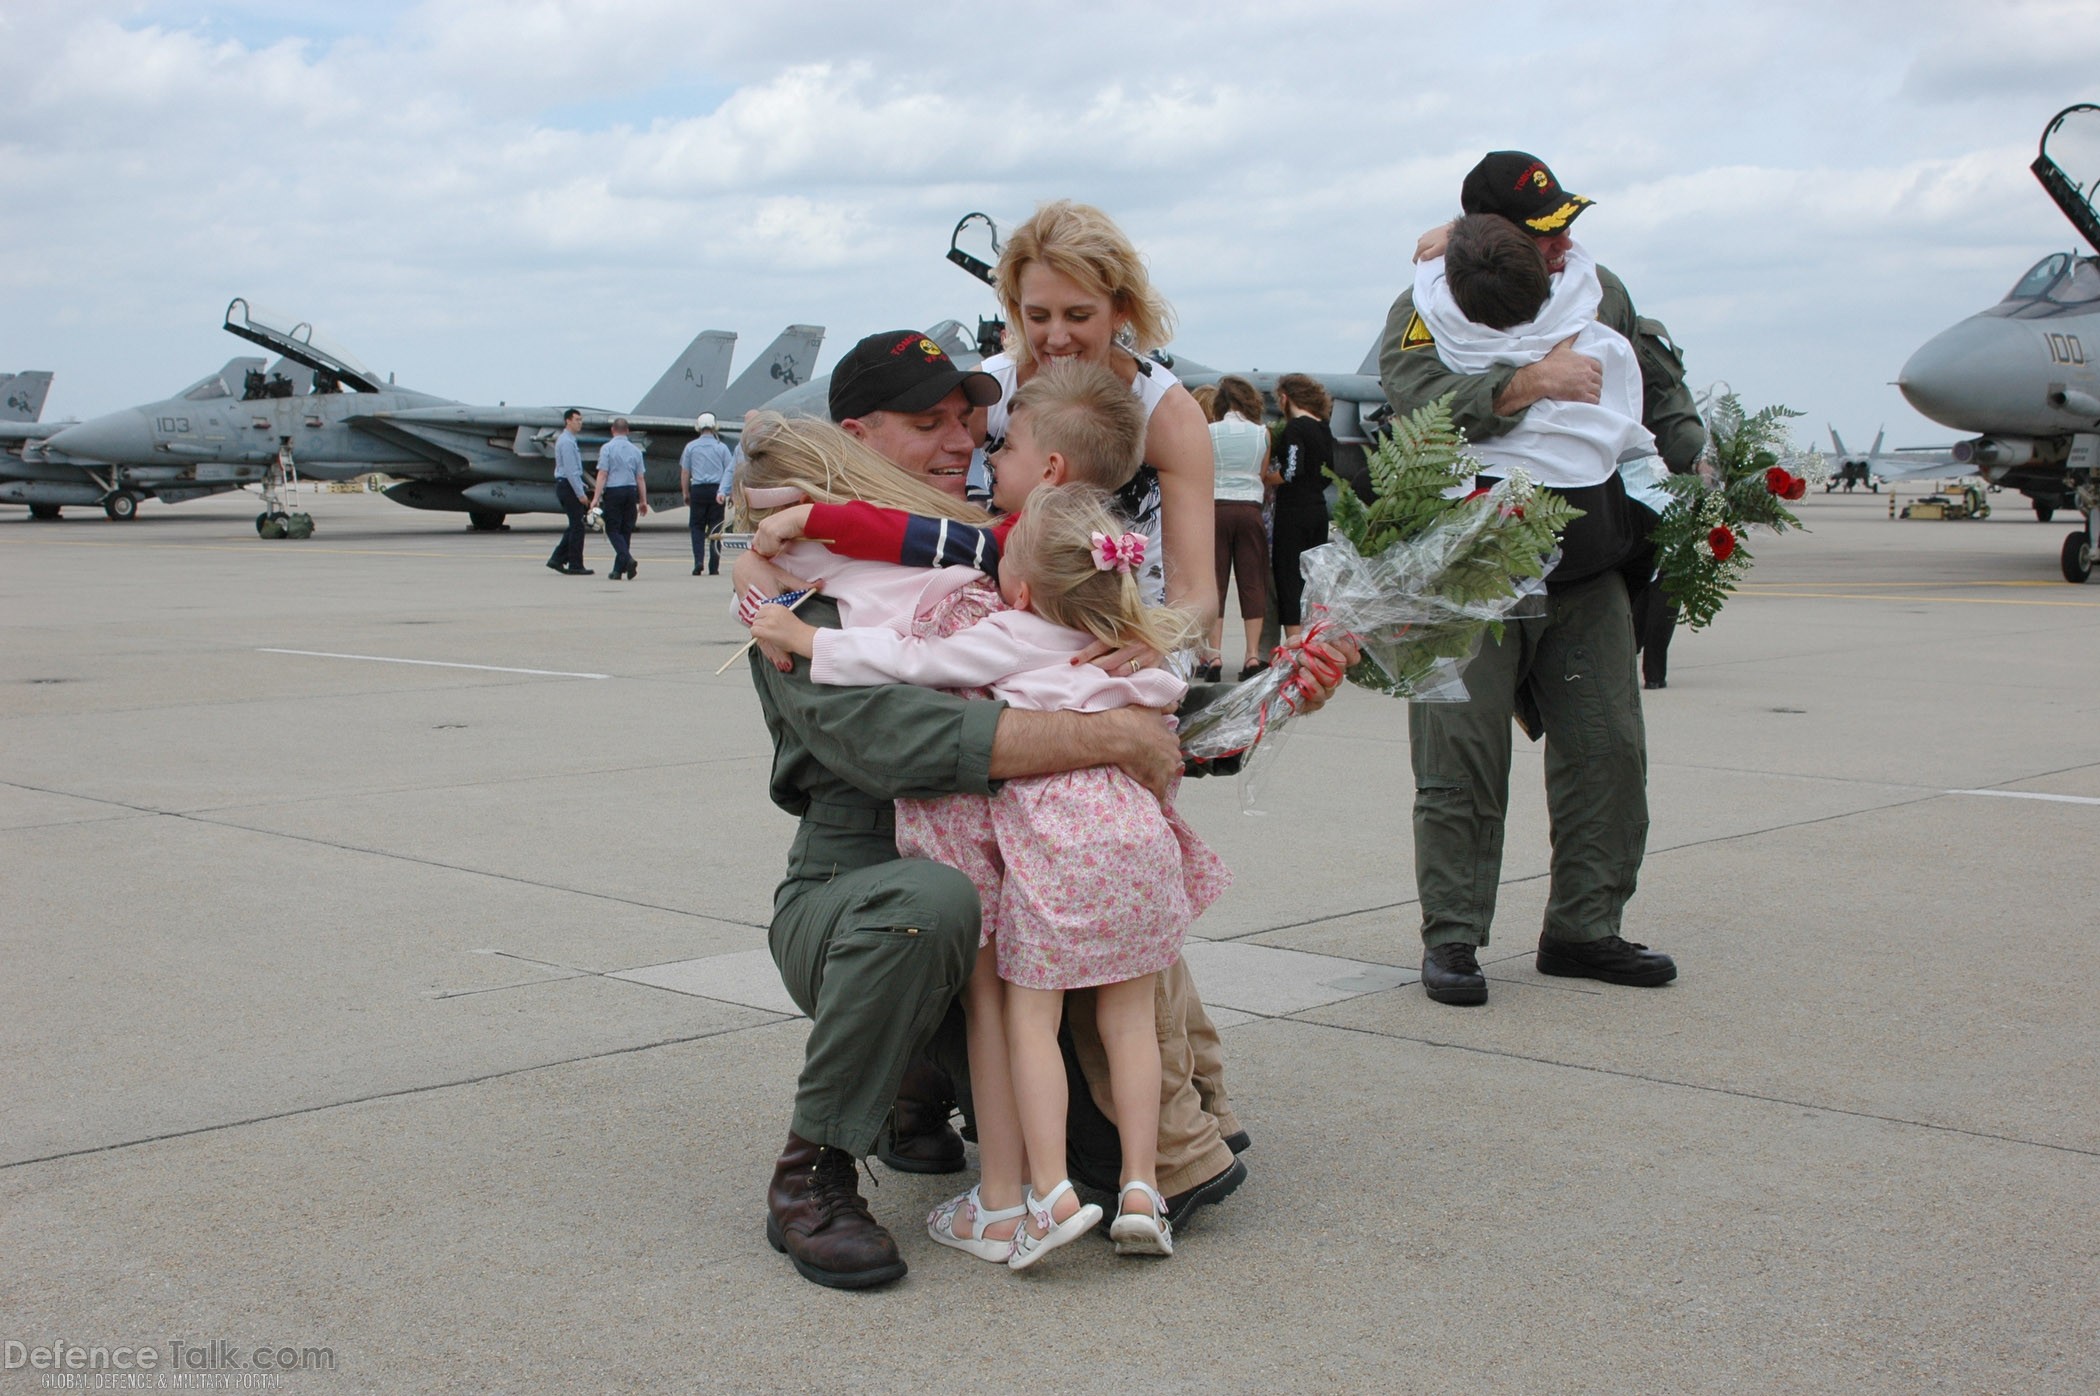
1829;426;1848;458
631;329;737;419
0;371;55;422
1357;337;1382;377
1870;427;1885;458
713;325;824;418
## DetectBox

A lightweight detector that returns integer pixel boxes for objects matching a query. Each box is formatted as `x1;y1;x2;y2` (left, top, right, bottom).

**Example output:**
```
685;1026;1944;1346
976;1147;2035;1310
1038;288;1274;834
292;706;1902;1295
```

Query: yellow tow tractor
1893;481;1991;521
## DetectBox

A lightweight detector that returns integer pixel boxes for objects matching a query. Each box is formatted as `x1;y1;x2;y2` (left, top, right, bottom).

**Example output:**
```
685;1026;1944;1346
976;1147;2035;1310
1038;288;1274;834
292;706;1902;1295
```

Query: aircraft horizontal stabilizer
714;325;824;418
631;329;737;419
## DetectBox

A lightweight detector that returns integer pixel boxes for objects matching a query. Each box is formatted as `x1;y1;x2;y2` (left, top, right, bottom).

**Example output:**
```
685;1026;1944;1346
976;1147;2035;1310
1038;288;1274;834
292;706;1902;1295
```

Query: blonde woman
984;200;1219;657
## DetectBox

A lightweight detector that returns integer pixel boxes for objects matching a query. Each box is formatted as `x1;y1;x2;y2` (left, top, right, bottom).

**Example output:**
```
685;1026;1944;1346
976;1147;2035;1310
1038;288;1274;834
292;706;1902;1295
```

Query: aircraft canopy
222;299;383;393
1989;252;2100;319
2034;103;2100;256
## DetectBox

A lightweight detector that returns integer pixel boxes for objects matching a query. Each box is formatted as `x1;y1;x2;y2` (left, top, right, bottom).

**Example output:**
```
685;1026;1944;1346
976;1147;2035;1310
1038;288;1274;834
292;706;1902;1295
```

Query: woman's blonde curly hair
994;200;1177;365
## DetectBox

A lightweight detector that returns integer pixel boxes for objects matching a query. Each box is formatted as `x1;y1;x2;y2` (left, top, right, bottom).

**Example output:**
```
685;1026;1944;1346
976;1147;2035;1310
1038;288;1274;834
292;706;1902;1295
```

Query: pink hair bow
1090;530;1146;574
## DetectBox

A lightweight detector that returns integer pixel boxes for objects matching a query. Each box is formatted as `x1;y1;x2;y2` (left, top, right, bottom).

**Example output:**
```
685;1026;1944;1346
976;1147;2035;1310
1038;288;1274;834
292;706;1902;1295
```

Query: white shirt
1414;241;1657;495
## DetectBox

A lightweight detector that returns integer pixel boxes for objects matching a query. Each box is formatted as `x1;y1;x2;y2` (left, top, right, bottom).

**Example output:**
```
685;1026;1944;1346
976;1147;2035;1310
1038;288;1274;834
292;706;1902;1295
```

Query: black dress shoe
1643;678;1666;690
627;561;640;579
1536;934;1677;987
564;566;594;575
546;560;565;573
1162;1155;1247;1234
692;566;704;576
1422;942;1488;1006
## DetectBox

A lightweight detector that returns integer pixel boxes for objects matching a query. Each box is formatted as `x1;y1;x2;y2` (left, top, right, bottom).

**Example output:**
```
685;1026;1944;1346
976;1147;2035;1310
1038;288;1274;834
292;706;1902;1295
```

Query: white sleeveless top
982;349;1179;608
1209;413;1267;504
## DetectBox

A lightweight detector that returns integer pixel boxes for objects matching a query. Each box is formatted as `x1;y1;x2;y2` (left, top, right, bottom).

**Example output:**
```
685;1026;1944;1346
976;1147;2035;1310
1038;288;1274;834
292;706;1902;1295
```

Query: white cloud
3;0;2100;445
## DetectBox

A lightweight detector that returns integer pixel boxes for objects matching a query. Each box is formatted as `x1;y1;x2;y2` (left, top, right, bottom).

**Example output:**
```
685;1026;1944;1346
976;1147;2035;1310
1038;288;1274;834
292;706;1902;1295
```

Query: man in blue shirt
546;408;593;575
680;412;735;575
587;417;650;580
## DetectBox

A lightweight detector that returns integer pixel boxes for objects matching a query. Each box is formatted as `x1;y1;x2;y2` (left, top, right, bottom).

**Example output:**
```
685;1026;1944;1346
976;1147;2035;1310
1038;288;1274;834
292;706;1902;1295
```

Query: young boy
749;359;1145;574
1426;214;1671;534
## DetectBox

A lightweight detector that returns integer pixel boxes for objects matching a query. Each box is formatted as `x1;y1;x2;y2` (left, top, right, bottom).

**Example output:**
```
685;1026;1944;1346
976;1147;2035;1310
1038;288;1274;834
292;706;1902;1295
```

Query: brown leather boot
876;1055;965;1175
765;1131;907;1290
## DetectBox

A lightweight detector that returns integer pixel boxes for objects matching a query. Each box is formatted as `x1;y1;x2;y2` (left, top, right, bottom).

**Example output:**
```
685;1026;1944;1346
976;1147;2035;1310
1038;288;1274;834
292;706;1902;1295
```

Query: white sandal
1006;1179;1102;1271
1109;1180;1174;1257
927;1184;1025;1263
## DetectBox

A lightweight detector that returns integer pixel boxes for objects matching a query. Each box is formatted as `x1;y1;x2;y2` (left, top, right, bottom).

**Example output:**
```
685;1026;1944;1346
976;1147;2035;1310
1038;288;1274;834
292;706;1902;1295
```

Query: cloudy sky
4;0;2099;454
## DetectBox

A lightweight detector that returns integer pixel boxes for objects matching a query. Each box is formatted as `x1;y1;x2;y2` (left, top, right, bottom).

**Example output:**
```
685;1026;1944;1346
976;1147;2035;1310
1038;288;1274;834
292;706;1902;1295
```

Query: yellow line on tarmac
1738;589;2100;608
1738;579;2064;590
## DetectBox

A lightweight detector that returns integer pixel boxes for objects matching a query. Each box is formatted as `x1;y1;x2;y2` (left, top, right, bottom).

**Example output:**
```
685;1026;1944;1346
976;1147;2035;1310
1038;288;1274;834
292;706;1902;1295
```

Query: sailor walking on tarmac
587;417;649;581
681;413;735;575
546;408;593;575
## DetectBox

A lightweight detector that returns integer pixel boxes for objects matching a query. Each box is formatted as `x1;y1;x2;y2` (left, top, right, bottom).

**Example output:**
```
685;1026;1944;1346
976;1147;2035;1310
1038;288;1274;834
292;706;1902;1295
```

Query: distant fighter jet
1897;102;2100;580
44;301;823;531
1821;427;1973;493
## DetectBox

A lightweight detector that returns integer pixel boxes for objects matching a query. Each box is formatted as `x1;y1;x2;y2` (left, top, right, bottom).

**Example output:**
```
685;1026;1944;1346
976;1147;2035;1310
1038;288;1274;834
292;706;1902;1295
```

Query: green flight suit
1378;260;1698;949
749;595;1001;1157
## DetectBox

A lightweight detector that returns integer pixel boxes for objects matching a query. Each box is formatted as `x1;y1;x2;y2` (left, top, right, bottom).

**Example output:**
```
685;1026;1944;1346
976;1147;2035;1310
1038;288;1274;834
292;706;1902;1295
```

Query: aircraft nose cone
1897;317;2035;432
47;409;154;464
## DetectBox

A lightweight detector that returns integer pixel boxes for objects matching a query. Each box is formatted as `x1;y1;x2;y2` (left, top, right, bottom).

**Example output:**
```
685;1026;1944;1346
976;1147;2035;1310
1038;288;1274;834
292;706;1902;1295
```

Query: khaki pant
1065;957;1240;1197
1409;568;1649;949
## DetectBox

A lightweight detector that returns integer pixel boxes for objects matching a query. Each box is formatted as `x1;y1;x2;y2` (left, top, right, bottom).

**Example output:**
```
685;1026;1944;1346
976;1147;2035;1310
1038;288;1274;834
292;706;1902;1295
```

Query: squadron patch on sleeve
1399;311;1437;352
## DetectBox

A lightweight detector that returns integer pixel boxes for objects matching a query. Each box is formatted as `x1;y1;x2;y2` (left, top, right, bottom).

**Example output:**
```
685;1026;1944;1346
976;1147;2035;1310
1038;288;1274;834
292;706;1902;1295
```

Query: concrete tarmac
2;487;2095;1393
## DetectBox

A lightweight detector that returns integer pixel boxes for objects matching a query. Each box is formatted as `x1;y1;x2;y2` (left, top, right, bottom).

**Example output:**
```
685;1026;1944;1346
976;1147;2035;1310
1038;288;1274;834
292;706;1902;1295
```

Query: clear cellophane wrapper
1179;498;1552;805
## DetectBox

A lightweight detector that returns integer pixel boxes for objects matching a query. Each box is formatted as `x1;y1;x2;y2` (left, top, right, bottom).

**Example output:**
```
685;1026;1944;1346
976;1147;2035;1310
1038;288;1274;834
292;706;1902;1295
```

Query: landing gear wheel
2037;504;2055;523
258;510;292;540
2062;530;2093;584
467;510;508;532
256;512;270;534
104;491;139;521
28;503;61;520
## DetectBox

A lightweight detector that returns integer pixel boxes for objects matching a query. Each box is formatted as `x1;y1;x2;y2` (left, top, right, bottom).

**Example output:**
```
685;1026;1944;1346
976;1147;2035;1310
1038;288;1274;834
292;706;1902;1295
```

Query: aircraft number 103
156;416;191;433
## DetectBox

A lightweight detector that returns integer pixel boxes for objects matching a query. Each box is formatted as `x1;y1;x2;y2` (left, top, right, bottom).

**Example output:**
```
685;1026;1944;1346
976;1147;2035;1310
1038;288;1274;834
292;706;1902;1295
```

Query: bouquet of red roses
1650;394;1810;629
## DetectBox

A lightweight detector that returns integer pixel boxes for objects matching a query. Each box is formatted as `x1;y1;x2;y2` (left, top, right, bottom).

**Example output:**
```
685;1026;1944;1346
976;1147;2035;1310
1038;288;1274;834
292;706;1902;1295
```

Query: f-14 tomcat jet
44;301;822;530
4;359;274;518
1897;103;2100;581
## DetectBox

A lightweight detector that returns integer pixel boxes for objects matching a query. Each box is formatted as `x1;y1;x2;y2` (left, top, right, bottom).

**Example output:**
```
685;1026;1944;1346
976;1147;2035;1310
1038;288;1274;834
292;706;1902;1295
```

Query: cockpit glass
2006;253;2070;302
2052;257;2100;305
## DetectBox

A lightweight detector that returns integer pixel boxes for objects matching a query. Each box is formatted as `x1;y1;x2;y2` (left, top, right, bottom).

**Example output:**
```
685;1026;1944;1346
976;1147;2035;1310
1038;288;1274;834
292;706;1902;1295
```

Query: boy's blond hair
1004;483;1197;656
728;413;990;529
1008;360;1145;491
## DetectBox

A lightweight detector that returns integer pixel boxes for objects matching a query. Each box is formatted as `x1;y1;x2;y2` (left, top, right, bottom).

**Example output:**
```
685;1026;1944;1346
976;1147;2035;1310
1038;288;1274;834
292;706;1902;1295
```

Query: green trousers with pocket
769;821;979;1158
1408;568;1649;950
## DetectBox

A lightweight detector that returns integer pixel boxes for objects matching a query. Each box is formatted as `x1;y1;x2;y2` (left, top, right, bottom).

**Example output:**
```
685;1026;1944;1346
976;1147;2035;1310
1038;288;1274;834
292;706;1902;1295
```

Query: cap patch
890;334;948;363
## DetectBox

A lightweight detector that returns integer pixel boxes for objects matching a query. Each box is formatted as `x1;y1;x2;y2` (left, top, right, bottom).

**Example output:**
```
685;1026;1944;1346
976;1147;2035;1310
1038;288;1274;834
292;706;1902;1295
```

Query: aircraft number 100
2046;332;2086;366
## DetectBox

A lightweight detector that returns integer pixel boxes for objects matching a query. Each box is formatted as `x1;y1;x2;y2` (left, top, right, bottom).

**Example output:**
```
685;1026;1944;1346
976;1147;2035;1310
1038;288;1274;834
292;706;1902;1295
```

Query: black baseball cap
1460;151;1593;235
828;329;1002;423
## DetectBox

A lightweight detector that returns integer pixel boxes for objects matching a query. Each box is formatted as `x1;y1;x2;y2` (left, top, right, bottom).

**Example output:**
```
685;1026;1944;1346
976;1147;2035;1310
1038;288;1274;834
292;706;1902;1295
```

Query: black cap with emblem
827;330;1002;423
1460;151;1593;235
